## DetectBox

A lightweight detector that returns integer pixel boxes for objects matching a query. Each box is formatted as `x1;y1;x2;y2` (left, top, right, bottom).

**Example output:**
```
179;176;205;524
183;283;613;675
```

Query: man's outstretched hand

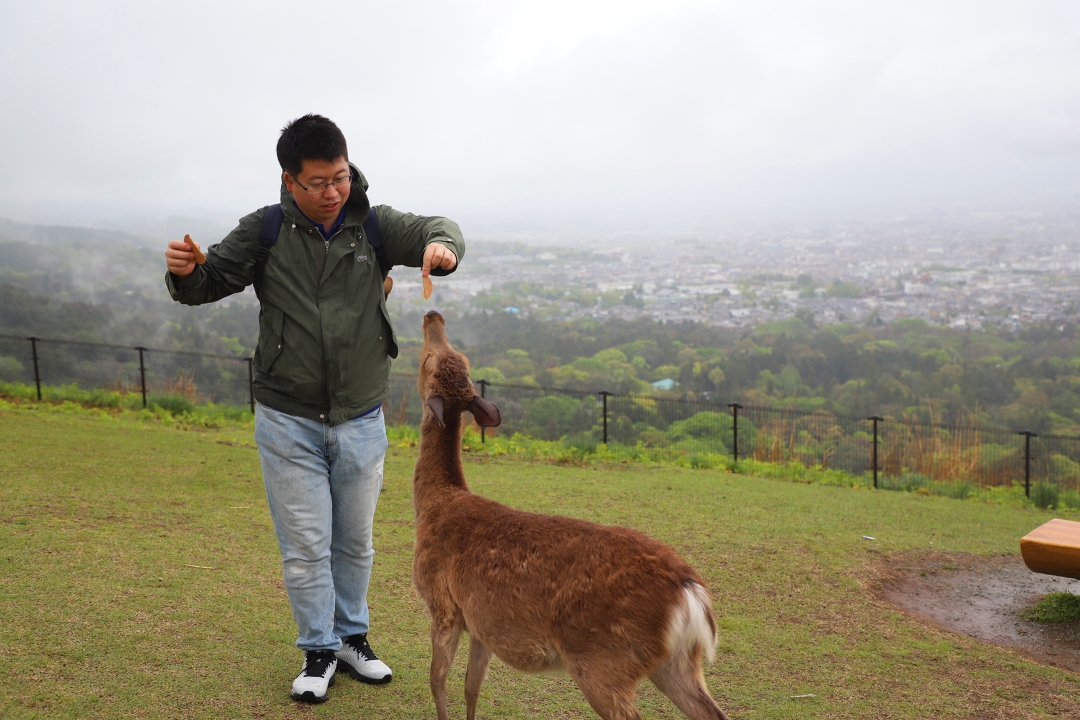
165;239;196;277
422;243;457;277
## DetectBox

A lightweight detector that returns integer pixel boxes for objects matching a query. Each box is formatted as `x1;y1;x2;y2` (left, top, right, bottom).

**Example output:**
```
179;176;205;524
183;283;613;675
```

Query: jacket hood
278;161;371;223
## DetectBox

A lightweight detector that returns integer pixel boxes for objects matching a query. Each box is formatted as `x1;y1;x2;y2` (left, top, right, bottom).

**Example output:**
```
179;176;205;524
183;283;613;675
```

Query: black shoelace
344;634;378;661
303;650;336;678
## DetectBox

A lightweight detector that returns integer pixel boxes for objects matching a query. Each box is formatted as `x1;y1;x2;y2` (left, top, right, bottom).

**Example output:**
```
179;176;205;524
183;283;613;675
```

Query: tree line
396;311;1080;436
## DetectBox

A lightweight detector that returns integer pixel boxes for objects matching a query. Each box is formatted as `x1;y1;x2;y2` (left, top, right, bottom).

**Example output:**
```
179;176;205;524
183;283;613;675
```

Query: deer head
419;311;501;429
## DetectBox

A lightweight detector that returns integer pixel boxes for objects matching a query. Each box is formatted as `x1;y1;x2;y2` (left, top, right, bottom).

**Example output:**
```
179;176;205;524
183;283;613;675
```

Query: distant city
3;208;1079;336
376;211;1080;331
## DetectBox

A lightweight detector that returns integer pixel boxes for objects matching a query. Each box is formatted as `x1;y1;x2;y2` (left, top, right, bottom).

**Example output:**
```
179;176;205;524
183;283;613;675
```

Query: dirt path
875;553;1080;673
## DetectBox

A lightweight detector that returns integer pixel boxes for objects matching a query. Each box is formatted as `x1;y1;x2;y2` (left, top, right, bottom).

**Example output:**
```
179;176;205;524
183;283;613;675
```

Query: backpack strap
253;203;284;298
364;206;392;279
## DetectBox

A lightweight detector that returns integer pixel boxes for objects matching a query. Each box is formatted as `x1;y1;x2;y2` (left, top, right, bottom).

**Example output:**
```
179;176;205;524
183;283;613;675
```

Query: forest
392;311;1074;436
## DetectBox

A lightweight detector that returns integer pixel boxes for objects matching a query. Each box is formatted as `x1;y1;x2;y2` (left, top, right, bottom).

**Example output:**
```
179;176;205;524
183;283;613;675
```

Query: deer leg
567;665;643;720
464;635;493;720
649;651;729;720
429;613;464;720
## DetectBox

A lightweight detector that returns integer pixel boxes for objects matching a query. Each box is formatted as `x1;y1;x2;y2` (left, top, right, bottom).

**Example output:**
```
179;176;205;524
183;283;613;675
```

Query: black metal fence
4;334;1077;497
384;375;1078;497
0;334;254;411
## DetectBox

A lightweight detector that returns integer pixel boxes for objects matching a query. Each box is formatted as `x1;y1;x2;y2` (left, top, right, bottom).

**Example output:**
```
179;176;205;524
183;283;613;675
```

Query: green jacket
166;164;464;425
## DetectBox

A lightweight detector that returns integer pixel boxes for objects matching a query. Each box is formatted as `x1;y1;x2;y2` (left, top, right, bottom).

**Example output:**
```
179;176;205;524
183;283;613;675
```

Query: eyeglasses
294;173;352;194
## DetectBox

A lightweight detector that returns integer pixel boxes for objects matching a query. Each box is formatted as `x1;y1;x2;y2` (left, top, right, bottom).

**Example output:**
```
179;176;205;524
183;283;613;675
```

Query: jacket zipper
321;229;341;405
326;226;346;253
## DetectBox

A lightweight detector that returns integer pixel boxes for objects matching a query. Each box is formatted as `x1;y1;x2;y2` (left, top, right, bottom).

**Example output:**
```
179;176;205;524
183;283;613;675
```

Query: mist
1;0;1078;236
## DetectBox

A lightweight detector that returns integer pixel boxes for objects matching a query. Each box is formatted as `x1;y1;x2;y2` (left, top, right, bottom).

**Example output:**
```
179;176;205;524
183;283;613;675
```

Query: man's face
283;157;352;227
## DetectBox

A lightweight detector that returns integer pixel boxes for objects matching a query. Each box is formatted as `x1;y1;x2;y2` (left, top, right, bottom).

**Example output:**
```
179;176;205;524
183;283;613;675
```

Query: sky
1;0;1078;236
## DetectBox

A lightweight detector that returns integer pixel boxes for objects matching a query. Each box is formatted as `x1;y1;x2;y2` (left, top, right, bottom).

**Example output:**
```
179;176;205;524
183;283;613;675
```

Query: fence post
28;336;42;401
137;347;147;409
728;403;742;463
1018;430;1037;498
247;357;255;414
477;379;488;443
598;390;612;444
868;416;883;489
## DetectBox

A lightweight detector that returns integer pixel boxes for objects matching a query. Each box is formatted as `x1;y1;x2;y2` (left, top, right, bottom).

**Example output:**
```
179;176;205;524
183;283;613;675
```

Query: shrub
1022;592;1080;622
688;453;716;470
522;396;587;440
637;428;670;448
736;459;866;488
1031;482;1060;510
928;480;973;500
879;472;930;492
388;424;420;448
1061;490;1080;510
665;410;750;453
1050;454;1080;482
149;394;196;415
562;432;598;454
0;356;25;382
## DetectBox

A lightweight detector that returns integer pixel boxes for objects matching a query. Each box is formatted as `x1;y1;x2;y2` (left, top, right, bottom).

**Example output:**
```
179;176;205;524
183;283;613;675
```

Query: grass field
2;402;1079;719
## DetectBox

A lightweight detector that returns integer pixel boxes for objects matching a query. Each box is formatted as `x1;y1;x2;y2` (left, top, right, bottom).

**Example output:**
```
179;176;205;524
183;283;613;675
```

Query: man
164;114;463;703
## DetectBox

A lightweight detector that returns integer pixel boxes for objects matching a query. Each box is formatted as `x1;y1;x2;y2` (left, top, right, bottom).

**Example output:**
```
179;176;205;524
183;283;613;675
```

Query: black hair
276;114;349;177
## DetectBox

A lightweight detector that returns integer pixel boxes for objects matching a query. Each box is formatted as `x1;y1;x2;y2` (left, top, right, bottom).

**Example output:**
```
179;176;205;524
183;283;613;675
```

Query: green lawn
1;404;1078;719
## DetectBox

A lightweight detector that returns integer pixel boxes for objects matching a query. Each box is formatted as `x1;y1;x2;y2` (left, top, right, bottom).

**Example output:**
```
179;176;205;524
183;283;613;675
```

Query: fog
1;0;1078;236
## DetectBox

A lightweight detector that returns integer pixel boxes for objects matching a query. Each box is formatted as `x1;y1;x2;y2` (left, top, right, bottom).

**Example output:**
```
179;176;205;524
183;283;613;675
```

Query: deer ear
426;395;445;428
468;395;502;427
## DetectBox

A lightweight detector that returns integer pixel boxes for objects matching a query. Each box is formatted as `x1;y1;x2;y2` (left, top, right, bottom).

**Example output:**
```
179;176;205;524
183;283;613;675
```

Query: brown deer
412;310;729;720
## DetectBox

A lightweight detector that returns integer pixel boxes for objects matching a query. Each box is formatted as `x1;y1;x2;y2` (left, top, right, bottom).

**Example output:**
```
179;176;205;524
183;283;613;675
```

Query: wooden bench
1021;518;1080;580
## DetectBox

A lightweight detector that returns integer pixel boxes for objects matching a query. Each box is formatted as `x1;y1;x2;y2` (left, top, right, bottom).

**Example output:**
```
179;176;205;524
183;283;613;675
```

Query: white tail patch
664;583;717;664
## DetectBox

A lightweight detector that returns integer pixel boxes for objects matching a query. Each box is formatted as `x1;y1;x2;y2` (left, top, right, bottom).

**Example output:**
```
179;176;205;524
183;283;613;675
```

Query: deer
411;310;730;720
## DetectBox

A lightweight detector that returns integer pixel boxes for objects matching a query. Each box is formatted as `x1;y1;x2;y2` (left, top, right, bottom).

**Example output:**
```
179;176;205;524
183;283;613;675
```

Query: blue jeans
254;403;388;651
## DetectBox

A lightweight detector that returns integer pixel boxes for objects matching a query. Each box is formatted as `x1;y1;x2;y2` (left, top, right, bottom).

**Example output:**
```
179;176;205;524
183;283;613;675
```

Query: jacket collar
279;161;371;228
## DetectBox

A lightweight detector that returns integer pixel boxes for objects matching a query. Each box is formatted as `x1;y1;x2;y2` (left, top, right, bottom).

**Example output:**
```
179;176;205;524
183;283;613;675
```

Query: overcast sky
1;0;1078;236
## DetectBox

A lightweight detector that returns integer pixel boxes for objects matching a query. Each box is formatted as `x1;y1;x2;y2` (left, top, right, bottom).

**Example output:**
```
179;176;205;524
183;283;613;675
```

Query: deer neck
413;411;469;515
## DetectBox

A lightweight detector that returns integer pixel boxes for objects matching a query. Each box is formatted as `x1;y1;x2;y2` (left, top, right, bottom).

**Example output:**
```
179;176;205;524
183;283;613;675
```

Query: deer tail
664;581;717;664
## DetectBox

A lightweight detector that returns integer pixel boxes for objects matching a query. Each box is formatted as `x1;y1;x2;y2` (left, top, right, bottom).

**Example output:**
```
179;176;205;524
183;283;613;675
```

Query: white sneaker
290;650;337;703
336;633;393;685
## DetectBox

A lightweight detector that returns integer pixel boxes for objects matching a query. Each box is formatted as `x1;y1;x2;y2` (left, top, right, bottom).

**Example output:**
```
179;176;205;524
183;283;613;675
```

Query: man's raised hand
165;239;196;277
422;242;457;277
